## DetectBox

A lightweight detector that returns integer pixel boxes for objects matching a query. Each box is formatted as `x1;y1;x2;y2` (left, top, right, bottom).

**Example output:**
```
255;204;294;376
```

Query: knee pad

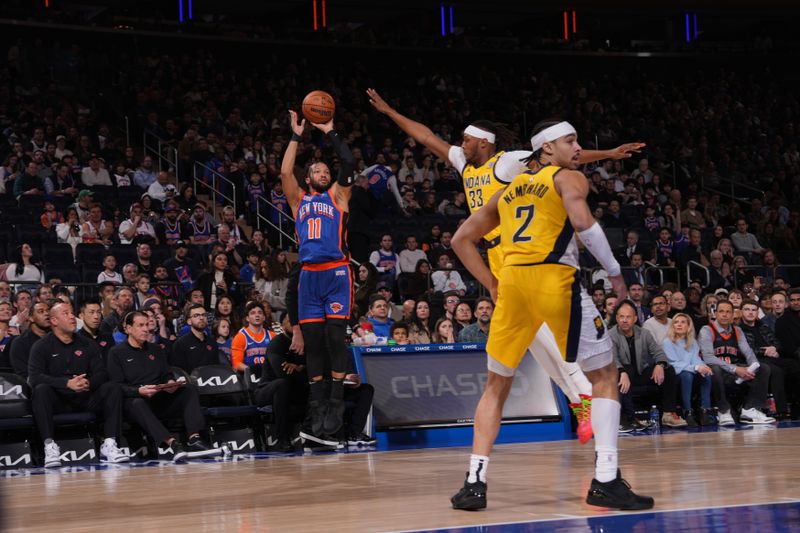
301;322;327;378
325;319;349;373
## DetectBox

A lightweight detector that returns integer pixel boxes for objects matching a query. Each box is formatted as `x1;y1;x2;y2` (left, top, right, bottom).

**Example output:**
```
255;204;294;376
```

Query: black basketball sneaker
586;470;654;510
451;474;487;510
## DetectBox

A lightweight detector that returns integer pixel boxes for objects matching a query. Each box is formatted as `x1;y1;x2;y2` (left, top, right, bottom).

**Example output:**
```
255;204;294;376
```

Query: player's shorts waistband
484;236;501;249
301;259;351;271
502;261;578;269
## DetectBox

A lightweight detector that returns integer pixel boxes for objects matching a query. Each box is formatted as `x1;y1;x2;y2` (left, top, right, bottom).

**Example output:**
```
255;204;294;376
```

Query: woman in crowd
727;289;744;309
717;238;735;267
271;249;293;278
706;225;726;254
254;257;289;320
5;244;44;288
658;203;681;234
55;207;83;256
177;183;198;211
354;262;378;313
408;299;433;344
249;229;271;257
195;251;237;309
662;313;714;427
731;254;754;288
694;293;719;330
215;295;241;332
403;259;433;300
431;317;456;344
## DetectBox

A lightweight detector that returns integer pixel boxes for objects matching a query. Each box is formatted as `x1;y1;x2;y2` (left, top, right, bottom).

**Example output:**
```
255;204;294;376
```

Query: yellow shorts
485;263;611;372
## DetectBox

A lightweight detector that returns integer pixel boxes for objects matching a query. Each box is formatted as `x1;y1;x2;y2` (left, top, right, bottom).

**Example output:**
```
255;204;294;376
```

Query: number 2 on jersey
468;189;484;209
307;218;322;239
512;205;535;243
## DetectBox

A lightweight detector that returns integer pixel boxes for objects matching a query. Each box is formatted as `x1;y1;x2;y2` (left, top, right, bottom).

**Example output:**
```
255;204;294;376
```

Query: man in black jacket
9;301;51;378
28;302;128;468
741;300;800;418
347;173;377;263
257;312;308;452
77;299;115;363
107;311;217;462
170;304;220;373
776;289;800;361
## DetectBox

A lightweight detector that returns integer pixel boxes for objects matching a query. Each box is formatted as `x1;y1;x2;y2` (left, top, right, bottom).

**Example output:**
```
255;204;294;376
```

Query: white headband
464;125;496;144
530;122;577;152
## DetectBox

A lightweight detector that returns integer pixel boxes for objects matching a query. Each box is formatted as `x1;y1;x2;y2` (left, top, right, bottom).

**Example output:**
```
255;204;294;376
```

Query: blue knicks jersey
365;164;393;201
296;191;349;265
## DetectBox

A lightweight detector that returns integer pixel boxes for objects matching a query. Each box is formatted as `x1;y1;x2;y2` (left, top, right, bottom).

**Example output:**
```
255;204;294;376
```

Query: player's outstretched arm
311;118;356;204
578;142;646;164
366;88;453;161
280;110;305;210
557;170;627;300
452;190;502;292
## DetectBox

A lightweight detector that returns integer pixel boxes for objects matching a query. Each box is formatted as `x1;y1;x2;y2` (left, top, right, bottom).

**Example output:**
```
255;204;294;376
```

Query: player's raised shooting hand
288;110;306;137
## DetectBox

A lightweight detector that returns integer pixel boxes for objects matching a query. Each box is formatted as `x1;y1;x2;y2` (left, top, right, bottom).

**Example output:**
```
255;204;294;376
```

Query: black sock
330;378;344;401
310;380;325;402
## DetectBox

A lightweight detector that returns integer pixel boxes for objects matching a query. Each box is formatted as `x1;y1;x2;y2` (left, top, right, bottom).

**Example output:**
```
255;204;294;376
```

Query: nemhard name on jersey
502;181;550;204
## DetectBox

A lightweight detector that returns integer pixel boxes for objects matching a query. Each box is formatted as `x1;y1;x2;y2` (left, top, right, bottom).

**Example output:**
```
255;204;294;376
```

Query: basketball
302;90;336;124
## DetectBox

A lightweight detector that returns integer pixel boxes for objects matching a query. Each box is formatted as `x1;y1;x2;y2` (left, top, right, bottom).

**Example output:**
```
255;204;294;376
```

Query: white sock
565;362;593;397
468;454;489;483
592;398;620;483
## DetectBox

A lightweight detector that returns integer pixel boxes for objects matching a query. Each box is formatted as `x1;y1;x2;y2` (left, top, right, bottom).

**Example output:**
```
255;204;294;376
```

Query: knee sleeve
325;319;349;373
301;322;327;378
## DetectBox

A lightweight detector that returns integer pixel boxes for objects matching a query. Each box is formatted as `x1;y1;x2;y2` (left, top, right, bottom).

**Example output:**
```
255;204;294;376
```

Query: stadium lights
441;4;455;36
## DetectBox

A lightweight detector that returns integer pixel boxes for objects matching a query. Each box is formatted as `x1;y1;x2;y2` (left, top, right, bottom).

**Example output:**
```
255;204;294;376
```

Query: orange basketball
302;90;336;124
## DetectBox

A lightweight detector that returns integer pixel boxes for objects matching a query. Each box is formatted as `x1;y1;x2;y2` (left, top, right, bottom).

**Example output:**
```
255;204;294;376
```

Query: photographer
55;208;83;251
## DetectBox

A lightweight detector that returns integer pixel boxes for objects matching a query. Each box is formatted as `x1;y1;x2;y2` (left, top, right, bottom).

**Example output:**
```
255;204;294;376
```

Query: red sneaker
575;394;593;444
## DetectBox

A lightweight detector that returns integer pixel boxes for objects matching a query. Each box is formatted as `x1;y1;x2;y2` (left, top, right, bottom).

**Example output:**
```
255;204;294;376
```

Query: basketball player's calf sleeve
325;320;349;374
591;398;620;483
301;322;327;378
528;335;582;404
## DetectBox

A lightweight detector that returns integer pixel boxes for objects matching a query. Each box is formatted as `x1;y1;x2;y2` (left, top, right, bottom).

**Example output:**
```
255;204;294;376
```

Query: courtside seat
190;365;261;418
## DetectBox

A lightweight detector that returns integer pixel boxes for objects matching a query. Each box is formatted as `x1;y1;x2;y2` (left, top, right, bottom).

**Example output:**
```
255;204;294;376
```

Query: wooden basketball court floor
3;426;800;532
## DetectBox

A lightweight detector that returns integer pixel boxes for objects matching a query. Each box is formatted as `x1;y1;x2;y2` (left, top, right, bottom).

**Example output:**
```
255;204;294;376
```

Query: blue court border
399;500;800;533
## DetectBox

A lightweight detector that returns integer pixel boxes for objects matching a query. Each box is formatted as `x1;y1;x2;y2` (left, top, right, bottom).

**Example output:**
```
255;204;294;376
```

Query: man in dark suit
622;253;648;288
616;229;650;266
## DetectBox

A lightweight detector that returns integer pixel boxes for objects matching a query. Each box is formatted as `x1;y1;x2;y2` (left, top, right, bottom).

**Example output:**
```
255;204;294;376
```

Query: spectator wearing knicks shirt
231;301;277;372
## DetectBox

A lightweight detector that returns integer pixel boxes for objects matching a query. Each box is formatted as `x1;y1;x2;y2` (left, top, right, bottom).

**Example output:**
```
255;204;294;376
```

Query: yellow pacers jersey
461;151;505;243
497;165;579;269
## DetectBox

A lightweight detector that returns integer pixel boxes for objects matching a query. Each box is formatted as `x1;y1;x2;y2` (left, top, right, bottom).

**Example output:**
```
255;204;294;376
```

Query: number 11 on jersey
307;218;322;239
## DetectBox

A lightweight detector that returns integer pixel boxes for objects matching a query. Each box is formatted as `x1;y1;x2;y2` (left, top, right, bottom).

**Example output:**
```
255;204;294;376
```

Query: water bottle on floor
649;405;660;432
766;394;777;416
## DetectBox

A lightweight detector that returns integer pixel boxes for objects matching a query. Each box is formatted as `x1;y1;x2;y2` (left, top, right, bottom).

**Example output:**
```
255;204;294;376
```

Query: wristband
291;133;302;143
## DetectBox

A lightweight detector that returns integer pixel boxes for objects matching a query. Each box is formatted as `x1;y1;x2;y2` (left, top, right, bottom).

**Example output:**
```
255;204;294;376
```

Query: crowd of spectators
2;29;800;462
